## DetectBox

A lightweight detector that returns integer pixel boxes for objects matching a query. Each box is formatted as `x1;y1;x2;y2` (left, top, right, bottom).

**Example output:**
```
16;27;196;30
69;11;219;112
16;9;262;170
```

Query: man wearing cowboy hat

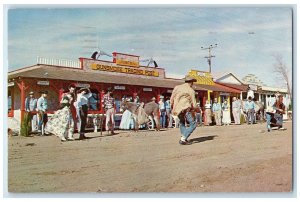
25;91;37;112
170;75;197;145
76;87;92;140
102;87;116;135
37;90;48;135
25;91;38;131
165;96;173;128
159;95;167;128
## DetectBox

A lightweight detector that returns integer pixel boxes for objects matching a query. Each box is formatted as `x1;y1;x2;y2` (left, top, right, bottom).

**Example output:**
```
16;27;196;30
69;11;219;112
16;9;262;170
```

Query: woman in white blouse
204;100;212;126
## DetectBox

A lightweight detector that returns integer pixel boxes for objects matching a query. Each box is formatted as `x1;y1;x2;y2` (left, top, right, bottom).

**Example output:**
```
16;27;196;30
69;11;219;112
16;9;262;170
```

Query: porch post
207;90;212;102
217;92;221;103
100;90;105;114
157;89;161;126
17;79;29;125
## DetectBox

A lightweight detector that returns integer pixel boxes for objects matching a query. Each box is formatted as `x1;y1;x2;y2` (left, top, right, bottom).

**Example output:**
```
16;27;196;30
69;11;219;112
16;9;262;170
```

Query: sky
7;6;293;88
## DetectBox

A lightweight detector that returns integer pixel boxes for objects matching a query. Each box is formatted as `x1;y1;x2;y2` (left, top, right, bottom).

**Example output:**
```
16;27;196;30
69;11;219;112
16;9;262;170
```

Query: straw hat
184;75;197;83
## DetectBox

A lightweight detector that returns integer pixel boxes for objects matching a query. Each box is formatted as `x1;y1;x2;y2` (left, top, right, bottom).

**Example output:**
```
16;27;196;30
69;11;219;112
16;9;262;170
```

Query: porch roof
215;82;249;92
8;65;243;93
8;65;209;90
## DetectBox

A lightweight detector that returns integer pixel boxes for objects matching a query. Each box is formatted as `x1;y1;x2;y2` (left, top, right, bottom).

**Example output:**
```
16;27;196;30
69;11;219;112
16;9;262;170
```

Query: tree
272;54;292;100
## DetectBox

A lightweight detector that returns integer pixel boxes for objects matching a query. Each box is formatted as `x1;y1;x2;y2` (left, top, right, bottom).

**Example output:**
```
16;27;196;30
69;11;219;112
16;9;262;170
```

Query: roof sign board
91;63;159;77
113;52;139;67
81;58;163;78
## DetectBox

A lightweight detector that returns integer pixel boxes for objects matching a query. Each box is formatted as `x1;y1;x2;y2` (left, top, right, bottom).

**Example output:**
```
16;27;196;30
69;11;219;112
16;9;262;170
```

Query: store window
88;89;100;111
220;95;227;103
8;88;14;117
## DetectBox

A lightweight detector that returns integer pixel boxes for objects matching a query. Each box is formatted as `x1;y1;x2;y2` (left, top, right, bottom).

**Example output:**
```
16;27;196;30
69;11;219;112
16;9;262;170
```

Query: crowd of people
23;82;287;143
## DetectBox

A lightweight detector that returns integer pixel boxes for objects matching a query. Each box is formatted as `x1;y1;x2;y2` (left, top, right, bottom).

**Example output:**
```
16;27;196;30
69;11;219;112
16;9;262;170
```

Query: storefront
8;53;242;129
187;70;241;107
7;54;202;128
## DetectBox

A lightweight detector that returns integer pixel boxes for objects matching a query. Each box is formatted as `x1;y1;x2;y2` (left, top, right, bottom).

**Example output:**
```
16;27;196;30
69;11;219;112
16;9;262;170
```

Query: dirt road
8;121;292;193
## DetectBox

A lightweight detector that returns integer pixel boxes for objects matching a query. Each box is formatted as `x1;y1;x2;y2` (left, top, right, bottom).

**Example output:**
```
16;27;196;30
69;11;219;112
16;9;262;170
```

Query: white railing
37;56;81;68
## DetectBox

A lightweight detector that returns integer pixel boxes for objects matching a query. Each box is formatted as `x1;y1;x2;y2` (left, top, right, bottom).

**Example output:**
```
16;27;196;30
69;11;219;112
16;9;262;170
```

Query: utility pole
201;44;218;73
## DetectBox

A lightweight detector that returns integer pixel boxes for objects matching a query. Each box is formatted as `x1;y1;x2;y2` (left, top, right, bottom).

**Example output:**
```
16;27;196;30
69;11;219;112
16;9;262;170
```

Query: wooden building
8;53;241;129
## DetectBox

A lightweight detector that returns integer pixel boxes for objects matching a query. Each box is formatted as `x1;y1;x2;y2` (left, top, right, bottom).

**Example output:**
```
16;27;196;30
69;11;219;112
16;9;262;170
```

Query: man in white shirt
159;96;166;128
232;97;241;125
76;88;92;140
37;91;48;135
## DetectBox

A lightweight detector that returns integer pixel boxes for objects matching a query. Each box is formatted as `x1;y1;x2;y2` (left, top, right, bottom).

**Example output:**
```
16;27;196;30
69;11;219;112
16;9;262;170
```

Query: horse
120;100;161;131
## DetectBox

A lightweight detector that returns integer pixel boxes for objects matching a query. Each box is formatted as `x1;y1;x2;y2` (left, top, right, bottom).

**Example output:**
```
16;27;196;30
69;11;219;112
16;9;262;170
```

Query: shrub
20;112;32;137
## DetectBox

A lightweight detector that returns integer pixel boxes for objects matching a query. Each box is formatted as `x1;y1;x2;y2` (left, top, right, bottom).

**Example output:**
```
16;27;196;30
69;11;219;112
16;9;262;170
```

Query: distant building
242;74;265;86
213;72;249;100
214;72;291;119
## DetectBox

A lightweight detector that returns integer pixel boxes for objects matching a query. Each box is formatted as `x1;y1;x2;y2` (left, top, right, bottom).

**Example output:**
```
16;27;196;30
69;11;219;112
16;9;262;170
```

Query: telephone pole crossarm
201;44;218;73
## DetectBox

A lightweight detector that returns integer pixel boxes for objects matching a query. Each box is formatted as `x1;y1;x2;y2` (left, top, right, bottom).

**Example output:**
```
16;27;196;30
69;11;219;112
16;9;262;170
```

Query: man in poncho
170;76;197;145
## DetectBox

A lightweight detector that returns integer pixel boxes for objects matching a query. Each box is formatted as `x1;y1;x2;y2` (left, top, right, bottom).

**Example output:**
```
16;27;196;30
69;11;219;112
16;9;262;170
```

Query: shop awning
215;82;248;92
196;83;241;93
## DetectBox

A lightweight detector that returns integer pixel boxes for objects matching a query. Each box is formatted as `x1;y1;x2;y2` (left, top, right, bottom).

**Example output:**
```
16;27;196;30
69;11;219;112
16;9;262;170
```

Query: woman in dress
204;100;212;126
44;95;75;142
119;96;134;130
222;99;231;126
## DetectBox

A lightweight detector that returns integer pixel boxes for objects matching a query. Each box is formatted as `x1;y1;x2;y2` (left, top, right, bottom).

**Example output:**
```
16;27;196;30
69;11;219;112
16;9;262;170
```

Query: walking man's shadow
189;135;217;144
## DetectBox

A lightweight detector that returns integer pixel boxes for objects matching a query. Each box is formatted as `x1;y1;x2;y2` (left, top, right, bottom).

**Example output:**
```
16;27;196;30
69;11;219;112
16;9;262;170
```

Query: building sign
249;84;257;91
8;82;14;87
81;58;165;78
188;70;215;85
143;88;152;92
37;81;49;86
76;83;90;88
114;85;126;90
91;63;159;77
113;52;139;67
220;92;230;96
197;72;206;77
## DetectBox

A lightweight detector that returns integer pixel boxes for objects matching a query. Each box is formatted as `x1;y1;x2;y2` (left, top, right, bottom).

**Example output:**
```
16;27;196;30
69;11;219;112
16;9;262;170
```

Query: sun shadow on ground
87;132;120;139
189;135;218;144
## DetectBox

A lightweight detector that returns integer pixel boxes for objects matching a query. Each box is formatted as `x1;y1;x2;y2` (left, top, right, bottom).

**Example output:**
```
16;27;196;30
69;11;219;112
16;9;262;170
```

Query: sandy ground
7;121;293;193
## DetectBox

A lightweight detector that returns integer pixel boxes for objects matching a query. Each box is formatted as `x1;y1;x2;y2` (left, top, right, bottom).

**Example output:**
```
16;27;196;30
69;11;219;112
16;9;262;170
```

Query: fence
37;56;81;68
